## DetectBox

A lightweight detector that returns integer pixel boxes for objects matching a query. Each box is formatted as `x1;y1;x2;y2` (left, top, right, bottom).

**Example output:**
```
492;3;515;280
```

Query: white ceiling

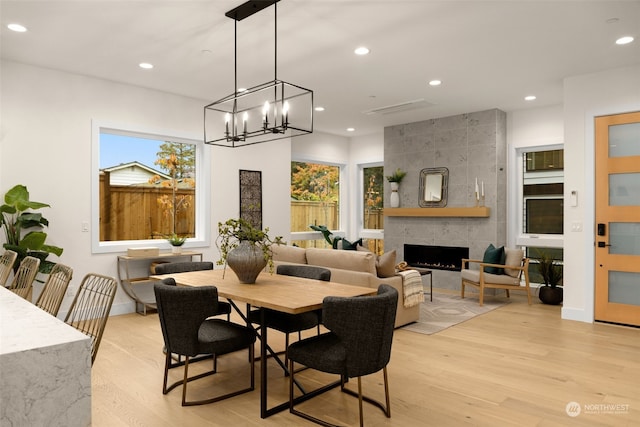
2;0;639;137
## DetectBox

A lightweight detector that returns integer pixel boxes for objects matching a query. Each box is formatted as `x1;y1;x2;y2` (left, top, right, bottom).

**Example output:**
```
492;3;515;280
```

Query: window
92;123;210;253
522;149;564;235
517;147;564;283
290;161;341;248
361;164;384;254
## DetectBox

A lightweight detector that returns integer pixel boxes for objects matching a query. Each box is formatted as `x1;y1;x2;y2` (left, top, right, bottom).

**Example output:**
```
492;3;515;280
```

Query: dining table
150;268;376;418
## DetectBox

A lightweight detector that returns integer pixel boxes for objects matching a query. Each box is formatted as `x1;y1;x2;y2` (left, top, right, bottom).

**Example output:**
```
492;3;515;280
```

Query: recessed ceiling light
315;106;325;112
525;95;536;101
8;23;27;32
346;127;355;132
429;80;442;86
354;47;370;55
139;63;154;69
616;36;634;45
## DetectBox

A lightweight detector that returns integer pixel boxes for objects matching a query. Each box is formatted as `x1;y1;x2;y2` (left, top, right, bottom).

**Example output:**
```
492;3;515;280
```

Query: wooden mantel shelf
384;207;490;218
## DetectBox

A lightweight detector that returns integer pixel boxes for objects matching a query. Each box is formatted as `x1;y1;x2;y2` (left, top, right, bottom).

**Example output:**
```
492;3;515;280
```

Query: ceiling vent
362;98;433;115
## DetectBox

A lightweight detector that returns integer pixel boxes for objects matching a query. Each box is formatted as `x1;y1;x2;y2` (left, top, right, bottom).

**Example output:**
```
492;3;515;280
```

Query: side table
409;267;433;301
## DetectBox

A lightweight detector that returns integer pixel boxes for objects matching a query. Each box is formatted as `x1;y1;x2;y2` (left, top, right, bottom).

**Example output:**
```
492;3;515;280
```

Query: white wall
562;64;640;323
506;104;564;246
0;60;291;316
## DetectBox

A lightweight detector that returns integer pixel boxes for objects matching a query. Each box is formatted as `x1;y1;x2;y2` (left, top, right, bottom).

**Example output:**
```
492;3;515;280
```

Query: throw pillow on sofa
376;250;397;278
356;246;397;278
483;244;505;274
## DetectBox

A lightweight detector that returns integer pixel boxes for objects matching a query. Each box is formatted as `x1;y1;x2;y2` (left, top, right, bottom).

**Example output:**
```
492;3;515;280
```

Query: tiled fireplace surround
384;108;507;290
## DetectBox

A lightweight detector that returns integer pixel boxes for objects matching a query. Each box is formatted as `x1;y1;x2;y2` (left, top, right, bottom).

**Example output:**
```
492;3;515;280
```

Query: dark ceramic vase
539;285;563;305
226;241;267;284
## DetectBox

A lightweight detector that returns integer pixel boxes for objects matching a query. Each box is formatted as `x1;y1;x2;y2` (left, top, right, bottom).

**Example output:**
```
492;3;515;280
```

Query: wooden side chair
460;247;532;306
64;273;117;365
7;255;40;300
35;263;74;317
0;249;18;287
288;284;398;427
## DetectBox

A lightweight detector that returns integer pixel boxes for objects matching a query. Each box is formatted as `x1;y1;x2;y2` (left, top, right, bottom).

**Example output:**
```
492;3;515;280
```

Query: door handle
597;242;612;248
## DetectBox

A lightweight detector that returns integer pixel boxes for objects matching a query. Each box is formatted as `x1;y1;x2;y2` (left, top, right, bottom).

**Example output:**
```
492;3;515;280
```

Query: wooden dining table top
150;269;376;314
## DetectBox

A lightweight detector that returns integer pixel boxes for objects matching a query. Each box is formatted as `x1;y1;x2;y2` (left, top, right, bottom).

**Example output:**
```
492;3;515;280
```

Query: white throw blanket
398;269;423;307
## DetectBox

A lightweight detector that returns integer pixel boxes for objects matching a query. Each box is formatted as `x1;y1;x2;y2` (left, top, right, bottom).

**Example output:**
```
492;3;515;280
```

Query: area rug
401;293;508;335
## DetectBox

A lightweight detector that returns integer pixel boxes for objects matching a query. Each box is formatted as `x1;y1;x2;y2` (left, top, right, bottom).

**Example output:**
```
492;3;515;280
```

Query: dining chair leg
357;376;364;427
383;366;391;417
181;356;191;405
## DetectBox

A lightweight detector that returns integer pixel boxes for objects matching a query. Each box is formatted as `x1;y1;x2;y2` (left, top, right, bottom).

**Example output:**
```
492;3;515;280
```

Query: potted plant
385;168;407;208
216;218;283;283
535;250;563;305
166;233;186;254
385;168;407;184
0;184;63;274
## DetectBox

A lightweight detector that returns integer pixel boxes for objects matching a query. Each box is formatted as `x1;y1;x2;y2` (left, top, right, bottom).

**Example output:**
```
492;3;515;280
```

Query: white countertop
0;286;89;355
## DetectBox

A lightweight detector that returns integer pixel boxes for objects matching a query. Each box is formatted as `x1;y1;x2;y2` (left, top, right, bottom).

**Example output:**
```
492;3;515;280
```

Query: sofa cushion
306;248;377;276
376;250;397;278
482;244;505;274
461;269;521;285
504;248;524;277
272;245;307;264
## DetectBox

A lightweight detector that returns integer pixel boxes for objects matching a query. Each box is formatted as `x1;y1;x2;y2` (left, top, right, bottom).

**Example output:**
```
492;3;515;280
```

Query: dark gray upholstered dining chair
248;264;331;365
288;284;398;427
153;283;256;406
153;261;232;320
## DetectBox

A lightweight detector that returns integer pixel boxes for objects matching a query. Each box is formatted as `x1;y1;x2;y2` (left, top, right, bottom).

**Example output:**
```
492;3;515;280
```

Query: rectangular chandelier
204;79;313;148
204;0;313;148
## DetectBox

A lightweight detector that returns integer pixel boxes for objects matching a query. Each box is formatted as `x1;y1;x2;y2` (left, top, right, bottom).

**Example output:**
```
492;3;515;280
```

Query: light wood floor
92;291;640;426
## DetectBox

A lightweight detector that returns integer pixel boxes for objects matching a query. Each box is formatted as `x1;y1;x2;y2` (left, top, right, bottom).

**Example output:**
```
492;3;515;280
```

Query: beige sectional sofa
272;245;420;328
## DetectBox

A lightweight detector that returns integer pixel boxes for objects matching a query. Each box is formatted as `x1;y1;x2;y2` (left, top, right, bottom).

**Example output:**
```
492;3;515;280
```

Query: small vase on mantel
390;182;400;208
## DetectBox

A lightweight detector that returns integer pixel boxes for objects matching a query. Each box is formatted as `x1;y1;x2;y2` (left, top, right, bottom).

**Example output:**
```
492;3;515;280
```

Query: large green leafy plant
0;185;63;273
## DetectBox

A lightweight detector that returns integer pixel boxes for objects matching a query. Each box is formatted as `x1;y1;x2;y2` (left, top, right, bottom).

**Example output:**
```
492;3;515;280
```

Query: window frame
358;162;384;241
289;158;346;244
515;144;564;249
91;120;210;254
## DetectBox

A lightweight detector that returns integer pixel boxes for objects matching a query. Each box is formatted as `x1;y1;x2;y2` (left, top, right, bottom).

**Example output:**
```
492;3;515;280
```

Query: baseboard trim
561;306;593;323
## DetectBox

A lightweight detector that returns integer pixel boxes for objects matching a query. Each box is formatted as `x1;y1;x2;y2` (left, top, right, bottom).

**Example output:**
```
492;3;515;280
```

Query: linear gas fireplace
404;244;470;272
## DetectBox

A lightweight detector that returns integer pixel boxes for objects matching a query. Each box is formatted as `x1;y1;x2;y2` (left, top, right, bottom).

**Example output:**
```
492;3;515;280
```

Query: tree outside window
148;142;196;239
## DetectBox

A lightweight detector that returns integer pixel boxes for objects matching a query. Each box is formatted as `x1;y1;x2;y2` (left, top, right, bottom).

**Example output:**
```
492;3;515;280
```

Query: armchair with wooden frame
460;247;532;306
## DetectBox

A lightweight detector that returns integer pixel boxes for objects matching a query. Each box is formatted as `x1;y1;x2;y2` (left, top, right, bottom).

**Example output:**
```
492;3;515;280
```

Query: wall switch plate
571;222;583;232
81;221;89;232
